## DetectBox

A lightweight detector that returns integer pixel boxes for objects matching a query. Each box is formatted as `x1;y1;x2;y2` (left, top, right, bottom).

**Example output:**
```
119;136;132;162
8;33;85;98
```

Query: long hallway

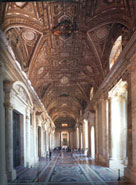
1;1;136;185
9;151;131;185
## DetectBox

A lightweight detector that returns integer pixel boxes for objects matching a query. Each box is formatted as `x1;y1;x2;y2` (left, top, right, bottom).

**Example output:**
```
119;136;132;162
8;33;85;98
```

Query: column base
7;169;16;181
0;172;7;185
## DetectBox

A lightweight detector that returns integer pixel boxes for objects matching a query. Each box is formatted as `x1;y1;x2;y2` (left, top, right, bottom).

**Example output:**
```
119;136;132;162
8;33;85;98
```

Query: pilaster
0;65;7;185
4;81;16;181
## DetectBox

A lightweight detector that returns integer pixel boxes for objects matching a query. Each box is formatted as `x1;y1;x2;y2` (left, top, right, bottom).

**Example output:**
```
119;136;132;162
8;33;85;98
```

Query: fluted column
0;65;7;185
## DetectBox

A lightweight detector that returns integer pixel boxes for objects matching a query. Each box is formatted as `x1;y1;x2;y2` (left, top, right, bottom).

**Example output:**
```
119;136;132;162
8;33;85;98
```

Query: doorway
61;131;69;149
13;111;21;167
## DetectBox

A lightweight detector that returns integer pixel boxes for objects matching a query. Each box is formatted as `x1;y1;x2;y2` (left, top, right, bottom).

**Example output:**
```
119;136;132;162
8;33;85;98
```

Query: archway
61;131;69;148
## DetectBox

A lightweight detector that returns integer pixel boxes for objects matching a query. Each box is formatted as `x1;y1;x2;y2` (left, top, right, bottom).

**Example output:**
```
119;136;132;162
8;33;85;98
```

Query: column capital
100;93;108;101
4;103;13;110
4;81;14;94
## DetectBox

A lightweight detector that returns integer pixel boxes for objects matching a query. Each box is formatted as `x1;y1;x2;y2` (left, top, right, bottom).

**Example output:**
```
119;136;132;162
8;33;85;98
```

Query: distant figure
49;149;52;160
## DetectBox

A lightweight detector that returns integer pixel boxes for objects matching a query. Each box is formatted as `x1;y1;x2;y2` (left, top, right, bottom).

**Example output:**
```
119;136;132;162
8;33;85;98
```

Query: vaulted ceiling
0;0;134;128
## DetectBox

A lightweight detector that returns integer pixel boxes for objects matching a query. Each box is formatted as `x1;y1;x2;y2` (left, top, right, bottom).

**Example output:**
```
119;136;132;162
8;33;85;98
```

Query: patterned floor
8;152;135;185
49;152;89;183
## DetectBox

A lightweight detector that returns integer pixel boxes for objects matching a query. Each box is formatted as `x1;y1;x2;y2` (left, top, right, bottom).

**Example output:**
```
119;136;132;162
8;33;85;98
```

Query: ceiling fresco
0;0;134;127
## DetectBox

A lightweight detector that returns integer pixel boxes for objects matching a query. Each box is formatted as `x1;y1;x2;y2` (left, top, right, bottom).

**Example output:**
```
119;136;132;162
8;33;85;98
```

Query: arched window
109;36;122;69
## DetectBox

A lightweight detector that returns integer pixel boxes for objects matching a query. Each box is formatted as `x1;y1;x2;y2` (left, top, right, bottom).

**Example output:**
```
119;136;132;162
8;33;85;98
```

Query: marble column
76;125;80;149
79;125;81;151
124;72;133;180
87;112;95;158
87;121;91;157
51;130;55;150
0;65;7;185
124;60;136;182
95;103;100;161
109;82;127;172
101;97;109;164
5;103;16;180
69;131;71;147
26;109;31;167
33;111;38;163
4;81;16;180
46;131;49;155
82;121;85;153
80;125;83;150
83;119;88;155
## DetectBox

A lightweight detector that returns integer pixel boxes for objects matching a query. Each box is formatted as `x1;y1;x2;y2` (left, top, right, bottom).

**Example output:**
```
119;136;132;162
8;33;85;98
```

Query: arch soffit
2;17;43;33
87;10;132;32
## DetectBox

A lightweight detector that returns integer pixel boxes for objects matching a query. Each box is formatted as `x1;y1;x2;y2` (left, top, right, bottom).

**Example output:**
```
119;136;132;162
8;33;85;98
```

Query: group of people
48;147;83;160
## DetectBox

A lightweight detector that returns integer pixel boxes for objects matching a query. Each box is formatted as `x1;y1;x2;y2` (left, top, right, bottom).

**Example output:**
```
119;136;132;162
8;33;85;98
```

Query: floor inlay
48;152;89;184
8;152;134;185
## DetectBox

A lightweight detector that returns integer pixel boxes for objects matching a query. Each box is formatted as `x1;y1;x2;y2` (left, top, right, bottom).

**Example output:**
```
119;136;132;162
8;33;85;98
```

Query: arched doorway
61;131;69;149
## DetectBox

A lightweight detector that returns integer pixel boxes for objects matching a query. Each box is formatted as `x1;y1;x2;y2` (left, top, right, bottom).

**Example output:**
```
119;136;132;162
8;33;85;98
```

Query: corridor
9;151;130;185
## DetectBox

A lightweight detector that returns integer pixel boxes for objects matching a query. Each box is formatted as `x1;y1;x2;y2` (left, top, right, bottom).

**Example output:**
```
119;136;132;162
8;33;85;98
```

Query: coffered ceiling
0;0;134;127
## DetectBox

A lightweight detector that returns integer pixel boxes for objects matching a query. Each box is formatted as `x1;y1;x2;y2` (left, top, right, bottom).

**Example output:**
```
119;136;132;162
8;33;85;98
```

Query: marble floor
8;152;135;185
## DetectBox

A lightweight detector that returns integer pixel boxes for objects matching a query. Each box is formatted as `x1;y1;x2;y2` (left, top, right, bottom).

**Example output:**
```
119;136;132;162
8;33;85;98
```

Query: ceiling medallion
52;19;78;40
95;26;109;40
37;67;44;75
60;76;69;84
22;30;35;41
